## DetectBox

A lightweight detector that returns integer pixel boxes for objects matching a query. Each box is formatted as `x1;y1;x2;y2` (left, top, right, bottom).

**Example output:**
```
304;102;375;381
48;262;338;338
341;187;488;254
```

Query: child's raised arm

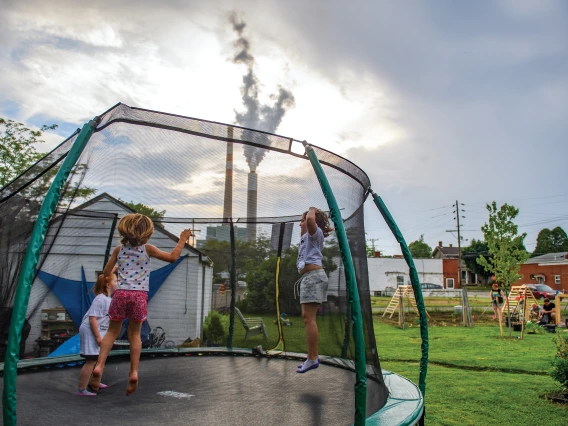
146;229;192;263
103;246;120;277
306;207;318;236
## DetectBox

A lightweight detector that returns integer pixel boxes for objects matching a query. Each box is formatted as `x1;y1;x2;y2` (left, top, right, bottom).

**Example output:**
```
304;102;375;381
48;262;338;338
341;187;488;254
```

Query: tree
118;199;166;218
533;226;568;257
462;239;492;281
477;202;530;336
408;235;432;259
0;118;57;187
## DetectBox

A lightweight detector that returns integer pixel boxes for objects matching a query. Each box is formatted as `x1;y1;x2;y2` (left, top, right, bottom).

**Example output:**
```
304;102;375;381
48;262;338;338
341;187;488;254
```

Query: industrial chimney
247;170;257;241
222;127;234;223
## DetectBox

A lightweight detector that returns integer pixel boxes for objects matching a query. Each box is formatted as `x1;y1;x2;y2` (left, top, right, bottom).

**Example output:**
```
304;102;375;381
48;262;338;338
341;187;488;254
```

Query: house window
446;278;455;289
461;270;468;284
555;275;561;285
396;276;404;286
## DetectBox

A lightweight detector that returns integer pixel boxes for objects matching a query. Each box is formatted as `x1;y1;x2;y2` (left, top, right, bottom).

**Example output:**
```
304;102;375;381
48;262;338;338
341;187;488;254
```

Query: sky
1;0;567;255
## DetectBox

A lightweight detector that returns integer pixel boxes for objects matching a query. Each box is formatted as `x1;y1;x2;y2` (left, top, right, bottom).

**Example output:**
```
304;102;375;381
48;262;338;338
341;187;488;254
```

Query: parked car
421;283;443;289
526;284;556;300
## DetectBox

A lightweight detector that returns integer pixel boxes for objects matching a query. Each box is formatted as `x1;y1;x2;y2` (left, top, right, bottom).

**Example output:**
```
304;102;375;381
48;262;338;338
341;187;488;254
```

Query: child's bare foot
90;367;102;391
126;372;138;396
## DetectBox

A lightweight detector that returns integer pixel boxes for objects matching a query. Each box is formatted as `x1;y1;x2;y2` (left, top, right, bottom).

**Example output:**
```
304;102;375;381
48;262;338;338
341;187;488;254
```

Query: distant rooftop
525;252;568;264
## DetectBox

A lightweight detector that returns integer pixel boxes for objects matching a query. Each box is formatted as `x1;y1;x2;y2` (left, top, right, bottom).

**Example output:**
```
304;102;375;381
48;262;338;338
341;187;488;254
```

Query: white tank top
117;244;151;292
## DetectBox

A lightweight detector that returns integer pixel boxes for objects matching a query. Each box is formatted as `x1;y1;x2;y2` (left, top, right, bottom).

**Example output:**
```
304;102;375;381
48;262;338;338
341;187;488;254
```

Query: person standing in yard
490;282;504;320
90;213;191;395
295;207;333;374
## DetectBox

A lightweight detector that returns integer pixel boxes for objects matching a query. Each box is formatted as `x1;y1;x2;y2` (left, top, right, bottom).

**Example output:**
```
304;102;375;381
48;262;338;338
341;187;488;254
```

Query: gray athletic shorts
298;269;328;304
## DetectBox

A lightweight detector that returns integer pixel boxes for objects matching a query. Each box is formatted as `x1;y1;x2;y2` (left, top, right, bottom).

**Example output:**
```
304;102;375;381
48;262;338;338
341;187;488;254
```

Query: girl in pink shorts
90;213;191;396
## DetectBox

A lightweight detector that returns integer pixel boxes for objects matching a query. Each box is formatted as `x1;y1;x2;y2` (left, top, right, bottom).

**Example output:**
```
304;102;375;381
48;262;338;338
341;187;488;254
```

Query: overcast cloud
1;0;566;254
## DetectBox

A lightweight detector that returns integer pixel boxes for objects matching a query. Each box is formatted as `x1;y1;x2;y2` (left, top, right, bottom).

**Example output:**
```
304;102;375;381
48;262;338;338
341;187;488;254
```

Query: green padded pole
370;190;429;396
2;117;99;426
303;142;367;426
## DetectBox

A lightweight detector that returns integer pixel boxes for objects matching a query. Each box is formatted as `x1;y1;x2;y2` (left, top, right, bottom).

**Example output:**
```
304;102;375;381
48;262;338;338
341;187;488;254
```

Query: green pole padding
370;190;429;396
303;142;367;426
2;117;99;426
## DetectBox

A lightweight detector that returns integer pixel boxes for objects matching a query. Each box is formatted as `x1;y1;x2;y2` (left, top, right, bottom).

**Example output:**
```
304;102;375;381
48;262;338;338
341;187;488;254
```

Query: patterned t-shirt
117;244;151;292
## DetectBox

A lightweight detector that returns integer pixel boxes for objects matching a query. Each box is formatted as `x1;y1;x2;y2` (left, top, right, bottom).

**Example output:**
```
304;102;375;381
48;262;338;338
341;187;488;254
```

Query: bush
203;310;229;345
525;321;545;335
550;333;568;392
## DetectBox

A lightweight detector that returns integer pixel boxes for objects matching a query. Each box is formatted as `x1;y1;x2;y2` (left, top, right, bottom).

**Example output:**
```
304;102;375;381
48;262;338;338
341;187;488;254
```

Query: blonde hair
118;213;154;246
303;209;334;237
93;274;115;297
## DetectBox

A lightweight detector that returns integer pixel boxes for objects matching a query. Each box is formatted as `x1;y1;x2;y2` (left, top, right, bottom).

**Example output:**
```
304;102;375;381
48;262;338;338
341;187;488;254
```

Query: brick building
514;252;568;293
432;241;481;288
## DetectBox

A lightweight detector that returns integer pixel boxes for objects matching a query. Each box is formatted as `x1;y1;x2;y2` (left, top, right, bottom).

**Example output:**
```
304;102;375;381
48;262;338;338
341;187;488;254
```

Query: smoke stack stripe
223;127;234;222
247;171;257;241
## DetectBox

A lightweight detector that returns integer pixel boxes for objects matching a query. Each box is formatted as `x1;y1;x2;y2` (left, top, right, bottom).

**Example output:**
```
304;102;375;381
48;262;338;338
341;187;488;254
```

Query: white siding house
367;257;444;295
25;193;213;353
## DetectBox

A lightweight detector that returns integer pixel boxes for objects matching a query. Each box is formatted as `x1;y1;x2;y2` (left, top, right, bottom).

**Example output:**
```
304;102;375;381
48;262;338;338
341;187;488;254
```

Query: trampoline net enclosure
0;103;392;423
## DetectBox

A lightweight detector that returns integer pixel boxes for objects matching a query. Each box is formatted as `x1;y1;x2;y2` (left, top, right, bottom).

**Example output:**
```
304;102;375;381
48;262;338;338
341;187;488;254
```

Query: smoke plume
229;13;295;171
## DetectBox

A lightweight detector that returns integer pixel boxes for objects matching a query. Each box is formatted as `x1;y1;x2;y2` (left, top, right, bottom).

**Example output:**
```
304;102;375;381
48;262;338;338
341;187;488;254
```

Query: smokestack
223;127;234;223
247;171;257;241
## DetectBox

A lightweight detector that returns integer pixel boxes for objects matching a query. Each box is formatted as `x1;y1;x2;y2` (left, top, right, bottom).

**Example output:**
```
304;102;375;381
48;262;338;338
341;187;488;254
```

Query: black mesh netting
0;103;387;416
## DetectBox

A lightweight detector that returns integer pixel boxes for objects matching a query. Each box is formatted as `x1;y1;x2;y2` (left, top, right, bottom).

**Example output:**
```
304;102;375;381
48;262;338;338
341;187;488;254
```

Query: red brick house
431;241;487;289
514;252;568;293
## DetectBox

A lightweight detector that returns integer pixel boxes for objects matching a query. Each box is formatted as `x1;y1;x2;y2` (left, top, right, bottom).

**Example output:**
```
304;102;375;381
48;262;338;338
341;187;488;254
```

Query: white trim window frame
554;275;561;285
446;278;455;289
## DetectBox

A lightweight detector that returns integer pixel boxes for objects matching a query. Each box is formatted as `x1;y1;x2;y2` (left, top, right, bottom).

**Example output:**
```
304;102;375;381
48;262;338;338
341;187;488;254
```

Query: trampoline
0;104;427;425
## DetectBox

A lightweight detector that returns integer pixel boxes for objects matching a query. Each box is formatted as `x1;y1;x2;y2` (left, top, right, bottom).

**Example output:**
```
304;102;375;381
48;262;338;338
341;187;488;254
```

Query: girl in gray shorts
296;207;333;374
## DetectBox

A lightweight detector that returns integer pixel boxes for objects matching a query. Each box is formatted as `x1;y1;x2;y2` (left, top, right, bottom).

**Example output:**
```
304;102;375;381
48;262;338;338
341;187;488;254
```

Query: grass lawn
223;309;567;424
376;320;568;424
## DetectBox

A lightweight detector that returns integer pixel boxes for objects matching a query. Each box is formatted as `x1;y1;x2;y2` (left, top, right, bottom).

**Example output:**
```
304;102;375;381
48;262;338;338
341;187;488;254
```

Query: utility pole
456;200;462;289
366;238;379;256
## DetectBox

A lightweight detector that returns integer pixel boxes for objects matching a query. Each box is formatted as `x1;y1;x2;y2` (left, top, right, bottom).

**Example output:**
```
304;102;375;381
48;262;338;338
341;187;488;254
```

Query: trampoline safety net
0;103;395;424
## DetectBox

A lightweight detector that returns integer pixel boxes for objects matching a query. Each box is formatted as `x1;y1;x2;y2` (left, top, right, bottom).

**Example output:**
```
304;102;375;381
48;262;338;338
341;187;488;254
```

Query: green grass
382;362;567;426
225;309;568;423
376;322;568;424
375;321;558;373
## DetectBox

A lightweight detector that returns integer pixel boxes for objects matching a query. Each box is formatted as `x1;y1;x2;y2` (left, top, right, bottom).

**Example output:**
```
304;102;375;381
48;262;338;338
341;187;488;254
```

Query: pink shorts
108;290;148;322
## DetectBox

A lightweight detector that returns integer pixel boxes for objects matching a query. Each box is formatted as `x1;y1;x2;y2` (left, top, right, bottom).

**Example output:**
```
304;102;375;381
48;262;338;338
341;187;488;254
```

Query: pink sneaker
99;383;109;389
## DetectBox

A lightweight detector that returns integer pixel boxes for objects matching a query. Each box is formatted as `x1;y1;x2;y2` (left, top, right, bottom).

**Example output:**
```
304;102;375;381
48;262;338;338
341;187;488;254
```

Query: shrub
525;321;545;335
550;333;568;392
203;310;229;345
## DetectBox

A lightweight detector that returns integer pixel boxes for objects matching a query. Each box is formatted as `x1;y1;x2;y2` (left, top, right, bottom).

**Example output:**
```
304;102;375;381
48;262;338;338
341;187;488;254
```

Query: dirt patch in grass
376;310;500;327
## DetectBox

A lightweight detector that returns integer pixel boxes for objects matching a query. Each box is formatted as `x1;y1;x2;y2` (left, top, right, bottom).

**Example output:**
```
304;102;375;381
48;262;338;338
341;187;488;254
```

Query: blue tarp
37;256;187;357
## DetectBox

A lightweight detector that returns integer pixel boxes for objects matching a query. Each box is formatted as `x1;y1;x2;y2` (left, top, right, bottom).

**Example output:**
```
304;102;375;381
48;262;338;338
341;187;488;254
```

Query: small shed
25;193;213;353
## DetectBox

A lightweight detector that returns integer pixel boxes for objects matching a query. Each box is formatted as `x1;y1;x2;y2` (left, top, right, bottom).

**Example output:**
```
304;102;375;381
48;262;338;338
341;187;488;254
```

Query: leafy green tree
118;199;166;218
199;237;272;284
238;241;339;315
462;239;492;281
533;226;568;256
0;118;57;187
477;202;529;336
408;235;432;259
